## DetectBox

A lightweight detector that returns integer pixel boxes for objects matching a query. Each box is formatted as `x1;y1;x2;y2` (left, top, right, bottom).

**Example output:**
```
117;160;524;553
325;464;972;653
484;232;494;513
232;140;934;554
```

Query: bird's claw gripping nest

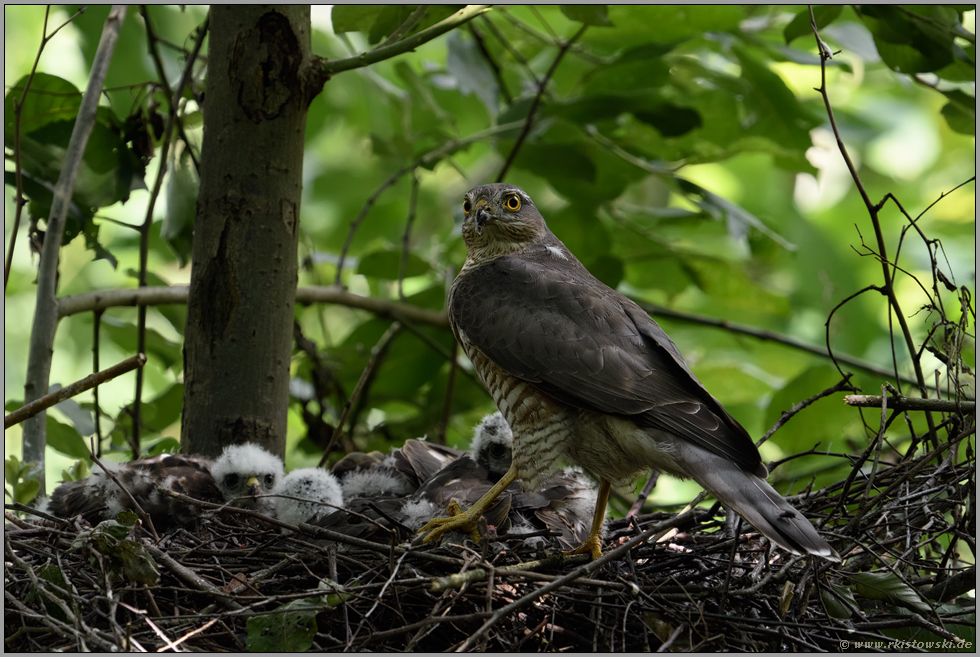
418;499;483;544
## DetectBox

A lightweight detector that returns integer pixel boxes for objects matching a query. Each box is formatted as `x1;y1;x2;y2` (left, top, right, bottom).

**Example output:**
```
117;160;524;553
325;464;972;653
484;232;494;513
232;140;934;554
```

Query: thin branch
478;12;539;84
55;284;936;393
809;7;938;445
56;285;450;327
397;174;420;301
91;310;104;453
758;374;859;447
430;552;591;592
627;470;659;518
467;22;512;104
317;322;403;467
496;23;588;182
639;298;929;391
373;4;429;51
322;5;492;76
5;354;146;429
88;452;160;542
332;120;526;285
455;505;705;652
844;395;975;413
20;6;127;492
143;544;244;612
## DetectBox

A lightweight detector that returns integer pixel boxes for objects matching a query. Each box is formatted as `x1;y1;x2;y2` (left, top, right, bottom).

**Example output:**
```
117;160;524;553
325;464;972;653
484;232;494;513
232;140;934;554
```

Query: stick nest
5;428;975;652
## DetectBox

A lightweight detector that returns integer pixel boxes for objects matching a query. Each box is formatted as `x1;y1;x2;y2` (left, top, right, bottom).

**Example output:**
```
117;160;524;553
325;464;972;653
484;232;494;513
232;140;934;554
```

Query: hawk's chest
450;307;576;489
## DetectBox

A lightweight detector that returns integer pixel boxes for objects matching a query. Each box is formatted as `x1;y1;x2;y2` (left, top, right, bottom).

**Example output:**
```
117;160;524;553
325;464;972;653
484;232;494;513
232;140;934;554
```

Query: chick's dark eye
463;199;472;213
489;443;507;458
505;194;521;211
264;474;275;486
225;474;239;488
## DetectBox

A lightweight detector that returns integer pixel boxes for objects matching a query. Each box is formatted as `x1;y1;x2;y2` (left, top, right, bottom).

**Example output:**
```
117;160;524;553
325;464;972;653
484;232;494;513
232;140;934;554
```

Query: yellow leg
565;478;610;561
419;463;519;545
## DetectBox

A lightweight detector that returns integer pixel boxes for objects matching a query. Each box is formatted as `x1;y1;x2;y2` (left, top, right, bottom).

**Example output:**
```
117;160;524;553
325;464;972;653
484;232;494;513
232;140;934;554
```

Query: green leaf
858;5;957;74
3;73;82;138
15;478;41;505
733;45;819;156
47;416;91;459
331;5;384;34
26;565;71;622
72;513;160;584
357;249;431;279
560;5;614;27
850;571;932;614
163;147;198;267
25;119;146;209
514;143;597;185
115;539;161;585
9;103;144;264
548;205;611;259
5;455;24;486
820;581;857;619
246;598;325;652
139;384;185;432
679;178;795;251
633;104;701;137
592;6;746;49
61;459;90;483
940;91;975;136
783;6;842;44
446;32;499;115
53;393;95;437
882;604;975;652
101;315;182;370
584;59;671;95
369;5;416;45
764;365;858;451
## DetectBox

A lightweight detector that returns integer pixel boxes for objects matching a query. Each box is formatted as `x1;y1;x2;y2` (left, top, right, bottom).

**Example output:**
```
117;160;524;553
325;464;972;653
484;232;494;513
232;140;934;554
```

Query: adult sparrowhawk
419;183;839;561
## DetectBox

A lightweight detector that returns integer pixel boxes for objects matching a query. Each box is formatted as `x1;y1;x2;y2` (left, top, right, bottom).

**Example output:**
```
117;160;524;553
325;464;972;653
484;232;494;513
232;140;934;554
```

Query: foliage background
4;5;975;517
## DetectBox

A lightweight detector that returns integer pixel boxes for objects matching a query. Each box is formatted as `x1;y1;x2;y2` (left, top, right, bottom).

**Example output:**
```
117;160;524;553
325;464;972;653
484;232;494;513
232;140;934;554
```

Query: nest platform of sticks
5;435;975;652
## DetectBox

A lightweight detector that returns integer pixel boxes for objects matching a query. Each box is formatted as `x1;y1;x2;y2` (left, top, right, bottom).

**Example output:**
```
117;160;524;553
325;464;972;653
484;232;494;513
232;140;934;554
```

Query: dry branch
844;395;975;413
5;354;146;429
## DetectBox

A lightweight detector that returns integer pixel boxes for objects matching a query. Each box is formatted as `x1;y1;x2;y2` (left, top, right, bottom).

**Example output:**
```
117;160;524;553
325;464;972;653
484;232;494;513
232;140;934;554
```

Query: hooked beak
245;475;260;497
474;206;493;234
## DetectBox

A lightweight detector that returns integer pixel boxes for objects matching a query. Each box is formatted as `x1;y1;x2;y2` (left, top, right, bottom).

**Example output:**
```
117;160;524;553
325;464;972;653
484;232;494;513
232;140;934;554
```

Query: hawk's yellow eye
505;194;521;211
463;199;472;213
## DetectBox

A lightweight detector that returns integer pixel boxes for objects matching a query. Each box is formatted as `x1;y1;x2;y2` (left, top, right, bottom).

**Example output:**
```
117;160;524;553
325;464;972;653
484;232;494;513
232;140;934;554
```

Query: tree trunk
181;5;324;458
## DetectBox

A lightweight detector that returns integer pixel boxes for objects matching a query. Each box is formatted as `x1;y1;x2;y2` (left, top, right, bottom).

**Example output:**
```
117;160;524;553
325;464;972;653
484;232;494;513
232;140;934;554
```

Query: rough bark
181;6;325;458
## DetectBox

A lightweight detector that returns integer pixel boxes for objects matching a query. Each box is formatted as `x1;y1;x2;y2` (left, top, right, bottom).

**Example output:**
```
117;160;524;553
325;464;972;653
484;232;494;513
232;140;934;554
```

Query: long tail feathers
677;444;841;562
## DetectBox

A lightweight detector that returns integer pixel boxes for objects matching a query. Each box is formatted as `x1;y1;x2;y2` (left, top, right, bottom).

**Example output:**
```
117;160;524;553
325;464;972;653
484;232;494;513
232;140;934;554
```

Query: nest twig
5;423;974;652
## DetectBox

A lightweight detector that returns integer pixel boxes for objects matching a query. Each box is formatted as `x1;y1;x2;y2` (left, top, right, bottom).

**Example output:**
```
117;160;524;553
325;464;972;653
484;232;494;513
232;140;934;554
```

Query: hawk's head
461;184;547;261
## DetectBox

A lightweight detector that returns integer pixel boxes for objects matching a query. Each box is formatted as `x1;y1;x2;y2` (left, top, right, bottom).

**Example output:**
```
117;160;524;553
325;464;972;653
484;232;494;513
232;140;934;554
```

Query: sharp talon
417;499;482;544
564;536;603;561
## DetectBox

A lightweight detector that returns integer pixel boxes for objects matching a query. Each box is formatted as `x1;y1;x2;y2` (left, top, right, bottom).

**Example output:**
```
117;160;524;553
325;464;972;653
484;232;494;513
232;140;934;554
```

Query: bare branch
844;395;975;413
322;5;492;76
318;322;403;467
496;23;588;182
5;354;146;429
21;6;127;491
